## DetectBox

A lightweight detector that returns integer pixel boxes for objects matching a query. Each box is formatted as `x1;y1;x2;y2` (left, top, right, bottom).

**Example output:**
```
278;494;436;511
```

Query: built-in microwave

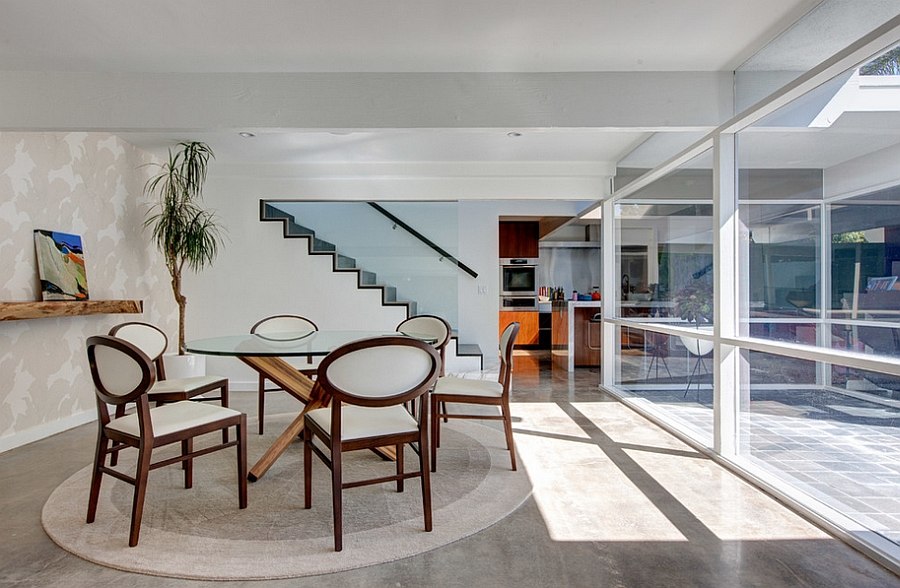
500;258;538;296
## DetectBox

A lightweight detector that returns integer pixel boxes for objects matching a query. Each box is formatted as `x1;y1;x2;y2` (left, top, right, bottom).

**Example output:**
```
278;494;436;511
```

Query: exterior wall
0;133;173;451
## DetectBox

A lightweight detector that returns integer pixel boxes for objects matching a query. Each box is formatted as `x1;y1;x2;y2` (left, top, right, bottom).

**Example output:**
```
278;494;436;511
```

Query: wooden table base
238;355;395;482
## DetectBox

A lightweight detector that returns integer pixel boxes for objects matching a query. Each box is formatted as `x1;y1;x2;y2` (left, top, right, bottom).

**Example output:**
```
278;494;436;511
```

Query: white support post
714;134;739;456
601;198;617;389
818;200;832;386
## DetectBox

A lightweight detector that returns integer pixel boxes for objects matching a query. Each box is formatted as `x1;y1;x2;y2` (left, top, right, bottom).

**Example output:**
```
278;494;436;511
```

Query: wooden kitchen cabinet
499;311;539;346
499;221;539;258
573;307;601;366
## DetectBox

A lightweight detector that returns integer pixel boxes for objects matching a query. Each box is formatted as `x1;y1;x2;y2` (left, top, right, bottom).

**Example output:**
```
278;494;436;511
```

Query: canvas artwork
33;229;89;301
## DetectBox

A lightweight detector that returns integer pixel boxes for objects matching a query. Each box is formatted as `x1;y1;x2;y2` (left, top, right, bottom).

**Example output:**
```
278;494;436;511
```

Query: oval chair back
396;315;451;376
87;335;155;413
249;314;319;434
318;336;441;408
498;321;520;396
251;314;318;336
109;322;168;378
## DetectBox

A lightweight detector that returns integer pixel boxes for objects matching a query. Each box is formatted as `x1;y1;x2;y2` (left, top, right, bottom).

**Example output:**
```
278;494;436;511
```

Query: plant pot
163;353;207;379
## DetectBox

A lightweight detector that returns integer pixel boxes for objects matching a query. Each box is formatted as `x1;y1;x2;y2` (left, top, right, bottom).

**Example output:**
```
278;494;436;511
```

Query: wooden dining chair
250;314;319;434
431;322;520;471
109;322;229;409
303;336;440;552
396;314;451;418
396;315;452;376
85;335;247;547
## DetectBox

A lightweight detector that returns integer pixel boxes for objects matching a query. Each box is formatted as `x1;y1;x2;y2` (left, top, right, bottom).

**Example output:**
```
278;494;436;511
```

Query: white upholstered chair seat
434;376;504;398
306;405;418;441
150;375;226;394
106;401;242;438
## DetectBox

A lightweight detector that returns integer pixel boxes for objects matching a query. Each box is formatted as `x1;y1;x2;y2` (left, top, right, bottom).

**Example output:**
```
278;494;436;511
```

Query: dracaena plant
144;141;224;354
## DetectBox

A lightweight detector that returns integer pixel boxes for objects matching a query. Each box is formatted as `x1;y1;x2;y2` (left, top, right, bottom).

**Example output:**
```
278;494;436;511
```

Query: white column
714;134;739;456
601;197;617;389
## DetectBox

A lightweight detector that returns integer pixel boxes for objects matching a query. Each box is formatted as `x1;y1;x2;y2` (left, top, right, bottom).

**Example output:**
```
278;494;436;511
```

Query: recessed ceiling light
238;132;255;138
507;131;522;138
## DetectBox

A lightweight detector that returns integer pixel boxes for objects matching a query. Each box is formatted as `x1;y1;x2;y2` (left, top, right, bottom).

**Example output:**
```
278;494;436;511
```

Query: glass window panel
738;349;900;551
613;325;713;448
615;150;714;327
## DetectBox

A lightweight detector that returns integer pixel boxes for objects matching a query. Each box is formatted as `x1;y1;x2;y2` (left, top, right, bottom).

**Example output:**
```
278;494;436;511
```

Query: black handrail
367;202;478;279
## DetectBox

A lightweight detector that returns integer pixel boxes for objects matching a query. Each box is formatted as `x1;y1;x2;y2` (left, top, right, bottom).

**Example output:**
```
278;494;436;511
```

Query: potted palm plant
145;141;224;365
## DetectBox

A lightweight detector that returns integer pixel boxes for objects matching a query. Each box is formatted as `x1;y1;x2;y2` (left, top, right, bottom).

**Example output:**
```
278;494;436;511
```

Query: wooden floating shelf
0;300;143;321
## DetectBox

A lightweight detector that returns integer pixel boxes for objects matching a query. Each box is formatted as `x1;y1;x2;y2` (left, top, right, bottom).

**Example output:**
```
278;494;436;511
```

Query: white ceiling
0;0;855;169
0;1;819;73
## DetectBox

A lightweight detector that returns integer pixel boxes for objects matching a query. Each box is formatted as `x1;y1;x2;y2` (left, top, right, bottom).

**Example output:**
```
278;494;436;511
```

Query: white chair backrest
87;336;154;404
397;315;451;350
252;315;317;335
320;338;439;404
500;322;518;362
111;322;167;361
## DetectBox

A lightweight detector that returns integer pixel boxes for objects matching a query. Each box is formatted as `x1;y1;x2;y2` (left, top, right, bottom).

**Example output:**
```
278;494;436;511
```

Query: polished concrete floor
1;353;898;587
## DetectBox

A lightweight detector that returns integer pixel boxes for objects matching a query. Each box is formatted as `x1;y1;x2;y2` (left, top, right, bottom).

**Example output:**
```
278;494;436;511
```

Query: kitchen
498;218;613;371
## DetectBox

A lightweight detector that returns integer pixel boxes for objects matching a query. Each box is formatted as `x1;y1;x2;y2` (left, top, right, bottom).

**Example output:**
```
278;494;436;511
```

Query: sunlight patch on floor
513;402;687;542
567;402;832;542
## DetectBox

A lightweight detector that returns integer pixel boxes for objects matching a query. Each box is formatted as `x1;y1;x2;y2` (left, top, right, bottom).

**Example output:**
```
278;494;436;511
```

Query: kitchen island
551;300;602;371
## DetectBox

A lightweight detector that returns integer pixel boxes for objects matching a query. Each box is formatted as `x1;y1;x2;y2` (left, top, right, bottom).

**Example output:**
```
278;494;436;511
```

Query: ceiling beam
0;71;732;132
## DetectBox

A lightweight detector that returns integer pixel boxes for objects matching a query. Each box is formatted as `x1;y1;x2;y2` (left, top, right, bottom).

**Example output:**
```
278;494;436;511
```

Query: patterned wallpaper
0;132;175;446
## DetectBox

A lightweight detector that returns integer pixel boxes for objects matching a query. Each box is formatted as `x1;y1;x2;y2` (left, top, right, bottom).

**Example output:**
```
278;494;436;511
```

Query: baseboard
0;409;95;454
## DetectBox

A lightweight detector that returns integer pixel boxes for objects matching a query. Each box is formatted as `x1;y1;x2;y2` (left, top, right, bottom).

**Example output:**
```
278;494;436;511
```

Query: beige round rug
42;415;531;580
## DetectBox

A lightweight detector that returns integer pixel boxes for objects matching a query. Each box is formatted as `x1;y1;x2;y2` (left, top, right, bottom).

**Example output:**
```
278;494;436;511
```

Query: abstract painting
34;230;89;301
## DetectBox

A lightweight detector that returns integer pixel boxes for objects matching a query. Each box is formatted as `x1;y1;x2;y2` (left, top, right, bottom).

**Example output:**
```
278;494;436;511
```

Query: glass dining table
187;330;435;482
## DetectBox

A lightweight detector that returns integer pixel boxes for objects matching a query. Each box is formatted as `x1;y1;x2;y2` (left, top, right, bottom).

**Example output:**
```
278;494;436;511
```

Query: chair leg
237;416;248;509
221;382;230;444
303;425;313;510
129;445;153;547
501;401;517;471
331;442;343;552
258;375;266;435
396;443;404;492
430;396;439;473
109;405;126;467
86;432;109;524
420;396;433;532
441;401;448;423
683;355;703;398
182;438;193;488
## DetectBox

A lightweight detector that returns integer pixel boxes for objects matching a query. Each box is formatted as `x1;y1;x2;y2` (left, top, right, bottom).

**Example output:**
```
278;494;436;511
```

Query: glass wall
605;30;900;567
612;150;715;446
736;40;900;558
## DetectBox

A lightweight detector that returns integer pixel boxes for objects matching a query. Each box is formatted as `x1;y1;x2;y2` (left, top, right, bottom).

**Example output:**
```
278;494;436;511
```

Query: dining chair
109;322;229;408
396;314;451;418
109;322;230;457
430;322;520;472
85;335;247;547
250;314;319;434
303;336;440;552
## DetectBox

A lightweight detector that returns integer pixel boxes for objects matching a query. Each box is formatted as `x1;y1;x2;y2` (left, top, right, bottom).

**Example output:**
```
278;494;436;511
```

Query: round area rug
42;415;531;580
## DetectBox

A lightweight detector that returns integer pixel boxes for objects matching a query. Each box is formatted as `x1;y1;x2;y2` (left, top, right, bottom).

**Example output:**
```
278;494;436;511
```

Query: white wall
185;166;602;380
0;133;174;451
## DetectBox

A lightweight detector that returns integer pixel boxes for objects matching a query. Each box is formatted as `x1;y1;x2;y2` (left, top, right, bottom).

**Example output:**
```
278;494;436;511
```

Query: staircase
260;202;483;371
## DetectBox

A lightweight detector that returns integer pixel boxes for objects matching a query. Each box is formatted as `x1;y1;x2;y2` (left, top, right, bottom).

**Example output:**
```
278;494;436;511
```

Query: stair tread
455;343;483;356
